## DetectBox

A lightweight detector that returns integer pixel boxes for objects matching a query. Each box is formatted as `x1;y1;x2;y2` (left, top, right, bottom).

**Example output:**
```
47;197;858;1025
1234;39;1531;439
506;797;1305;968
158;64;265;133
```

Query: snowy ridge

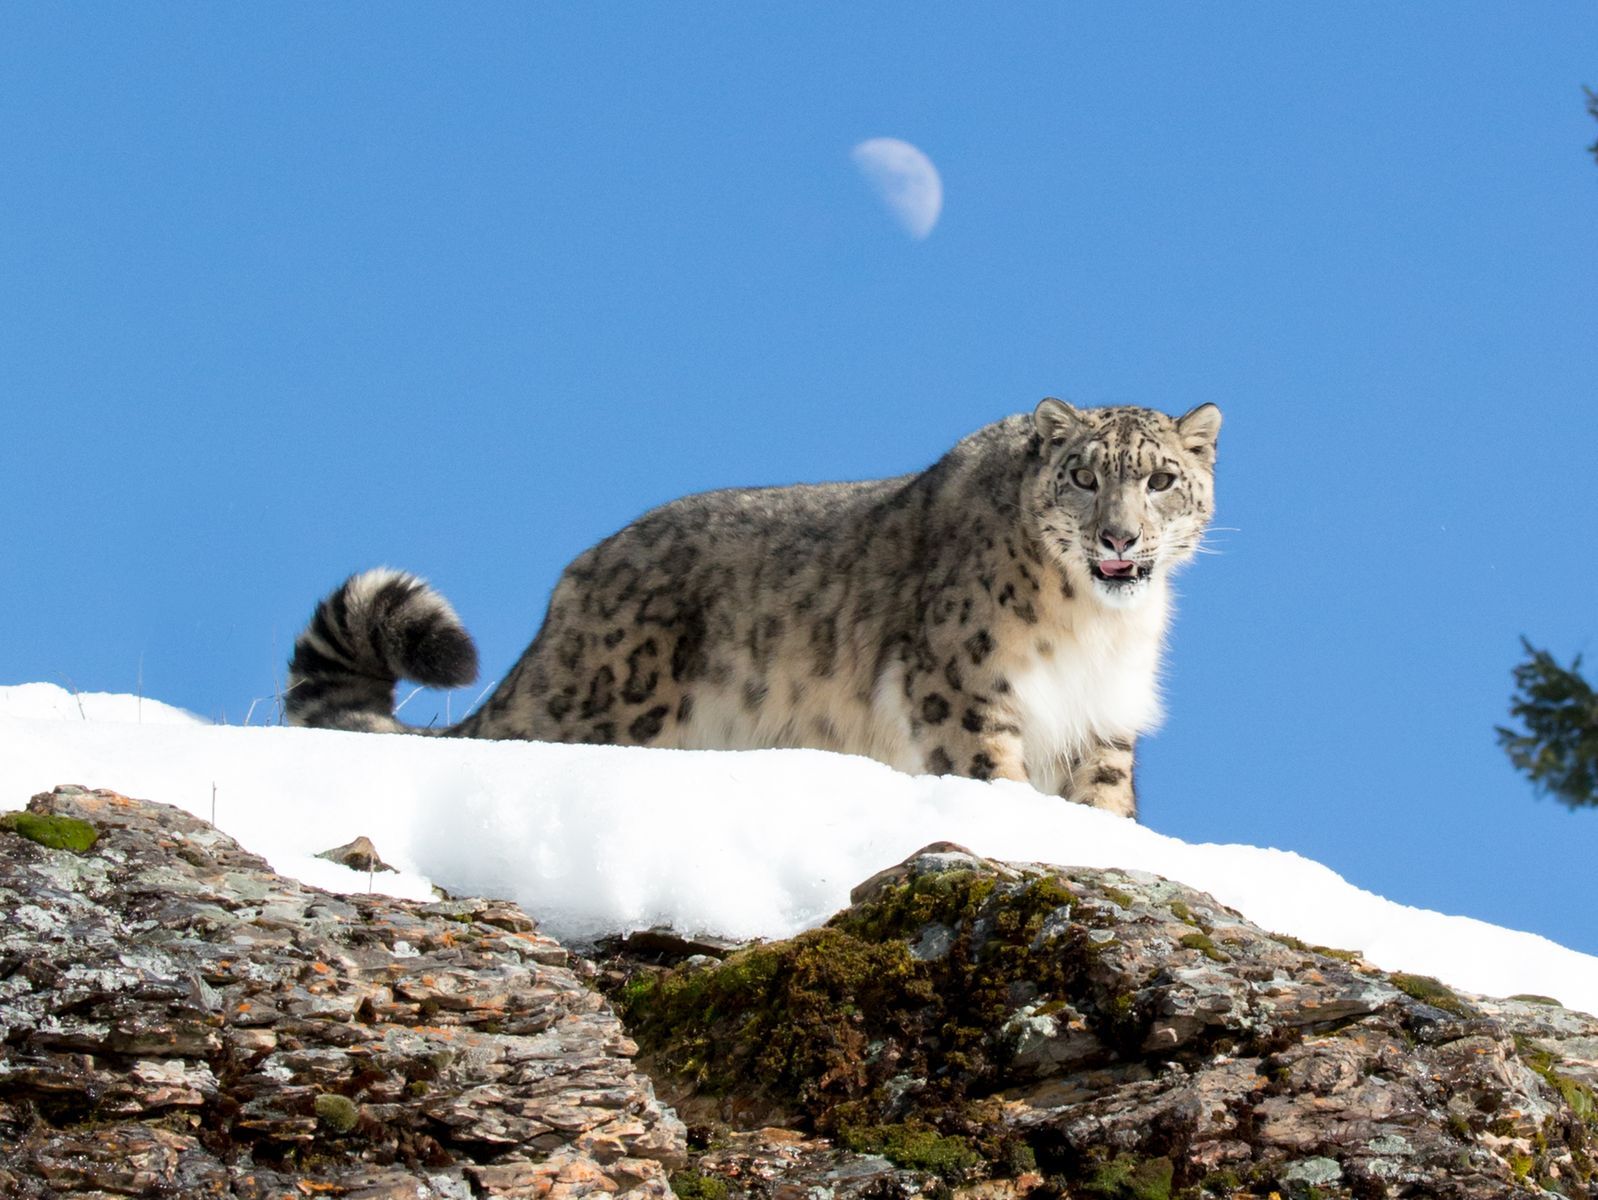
3;682;1595;1016
0;683;206;726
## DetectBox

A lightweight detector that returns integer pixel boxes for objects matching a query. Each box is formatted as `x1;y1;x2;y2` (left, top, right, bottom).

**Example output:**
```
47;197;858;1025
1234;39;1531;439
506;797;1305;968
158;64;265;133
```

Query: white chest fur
1007;582;1170;791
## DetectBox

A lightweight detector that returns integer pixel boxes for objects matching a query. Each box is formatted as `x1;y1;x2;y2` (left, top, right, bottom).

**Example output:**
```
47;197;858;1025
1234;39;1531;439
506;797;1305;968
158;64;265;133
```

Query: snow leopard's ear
1175;403;1222;461
1033;398;1091;446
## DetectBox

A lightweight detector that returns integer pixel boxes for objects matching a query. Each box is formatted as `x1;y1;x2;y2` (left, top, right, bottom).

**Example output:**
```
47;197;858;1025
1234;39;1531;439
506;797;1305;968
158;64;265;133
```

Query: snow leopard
284;399;1221;818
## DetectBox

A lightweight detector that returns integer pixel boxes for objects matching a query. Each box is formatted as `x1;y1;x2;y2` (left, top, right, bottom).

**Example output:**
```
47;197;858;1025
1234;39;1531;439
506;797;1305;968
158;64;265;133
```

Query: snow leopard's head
1028;399;1221;610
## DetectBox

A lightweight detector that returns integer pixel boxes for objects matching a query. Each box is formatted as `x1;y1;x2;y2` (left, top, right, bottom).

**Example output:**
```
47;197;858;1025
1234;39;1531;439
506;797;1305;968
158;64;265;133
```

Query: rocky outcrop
7;789;1598;1200
0;786;684;1198
619;844;1598;1200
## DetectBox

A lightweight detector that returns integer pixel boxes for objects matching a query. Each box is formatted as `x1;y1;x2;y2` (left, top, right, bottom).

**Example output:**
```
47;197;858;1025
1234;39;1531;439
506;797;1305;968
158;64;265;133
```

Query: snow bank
4;682;1595;1015
0;682;204;726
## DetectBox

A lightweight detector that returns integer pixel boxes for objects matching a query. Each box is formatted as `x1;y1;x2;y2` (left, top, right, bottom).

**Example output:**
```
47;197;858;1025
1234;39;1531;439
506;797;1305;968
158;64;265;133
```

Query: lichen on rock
0;785;684;1199
8;786;1598;1200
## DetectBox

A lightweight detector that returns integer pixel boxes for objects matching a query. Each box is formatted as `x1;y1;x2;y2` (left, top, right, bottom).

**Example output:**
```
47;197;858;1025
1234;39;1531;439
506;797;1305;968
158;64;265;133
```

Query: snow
0;682;205;726
4;681;1596;1016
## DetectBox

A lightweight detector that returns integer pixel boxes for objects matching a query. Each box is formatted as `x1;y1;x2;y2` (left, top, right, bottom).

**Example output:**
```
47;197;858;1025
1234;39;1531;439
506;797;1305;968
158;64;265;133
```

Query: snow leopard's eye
1070;467;1097;491
1147;472;1176;493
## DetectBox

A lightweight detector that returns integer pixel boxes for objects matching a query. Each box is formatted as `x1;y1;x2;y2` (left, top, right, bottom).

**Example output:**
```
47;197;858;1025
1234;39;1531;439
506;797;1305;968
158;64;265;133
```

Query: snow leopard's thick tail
284;568;479;733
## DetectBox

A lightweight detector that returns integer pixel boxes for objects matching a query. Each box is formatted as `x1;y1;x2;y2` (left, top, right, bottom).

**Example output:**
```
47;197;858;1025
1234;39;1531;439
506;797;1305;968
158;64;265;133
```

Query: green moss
1510;994;1563;1007
616;862;1156;1169
617;927;932;1110
670;1169;730;1200
313;1093;359;1134
617;971;663;1014
1390;972;1472;1017
1082;1153;1173;1200
839;1121;982;1180
1556;1076;1596;1122
1517;1035;1598;1127
1270;934;1361;963
833;869;1002;944
990;875;1079;940
1099;886;1136;910
1166;899;1192;922
1311;944;1363;962
1509;1152;1534;1180
1178;932;1227;963
1571;1144;1595;1186
0;810;98;853
1100;991;1143;1049
1197;1167;1242;1193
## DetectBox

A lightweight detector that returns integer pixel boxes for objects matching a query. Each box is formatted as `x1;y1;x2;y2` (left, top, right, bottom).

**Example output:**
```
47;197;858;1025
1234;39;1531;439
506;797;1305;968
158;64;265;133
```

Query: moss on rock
616;863;1127;1146
669;1168;730;1200
1311;944;1363;963
1099;885;1136;910
1517;1035;1598;1129
618;926;931;1112
313;1093;359;1134
831;867;1001;943
837;1120;982;1180
1510;993;1563;1006
1081;1152;1173;1199
1390;972;1474;1017
0;810;99;853
613;850;1598;1199
1178;932;1227;963
637;868;1107;1088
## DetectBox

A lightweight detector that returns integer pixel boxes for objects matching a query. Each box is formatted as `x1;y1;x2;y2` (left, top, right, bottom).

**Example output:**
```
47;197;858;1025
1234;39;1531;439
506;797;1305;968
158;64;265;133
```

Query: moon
851;137;943;240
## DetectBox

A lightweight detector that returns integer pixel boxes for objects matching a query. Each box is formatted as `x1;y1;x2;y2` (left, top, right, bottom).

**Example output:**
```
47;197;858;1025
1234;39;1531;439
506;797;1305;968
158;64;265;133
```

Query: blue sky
4;7;1597;955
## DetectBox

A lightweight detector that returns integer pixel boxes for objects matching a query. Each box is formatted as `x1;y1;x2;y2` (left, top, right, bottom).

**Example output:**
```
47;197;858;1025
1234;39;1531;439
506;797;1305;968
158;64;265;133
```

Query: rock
679;1126;933;1200
0;786;684;1198
618;842;1598;1199
11;788;1598;1200
597;927;753;965
317;835;395;873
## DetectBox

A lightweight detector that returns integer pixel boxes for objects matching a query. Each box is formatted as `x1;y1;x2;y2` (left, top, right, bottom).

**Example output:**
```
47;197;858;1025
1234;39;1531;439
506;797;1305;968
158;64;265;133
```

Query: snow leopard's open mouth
1090;559;1151;587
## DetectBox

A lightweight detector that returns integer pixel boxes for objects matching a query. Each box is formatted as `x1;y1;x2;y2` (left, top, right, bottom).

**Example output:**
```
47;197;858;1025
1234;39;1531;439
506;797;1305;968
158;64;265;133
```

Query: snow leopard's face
1028;400;1221;610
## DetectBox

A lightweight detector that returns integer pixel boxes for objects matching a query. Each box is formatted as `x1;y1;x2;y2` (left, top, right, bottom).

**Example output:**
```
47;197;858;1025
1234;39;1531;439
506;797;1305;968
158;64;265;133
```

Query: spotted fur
285;400;1221;818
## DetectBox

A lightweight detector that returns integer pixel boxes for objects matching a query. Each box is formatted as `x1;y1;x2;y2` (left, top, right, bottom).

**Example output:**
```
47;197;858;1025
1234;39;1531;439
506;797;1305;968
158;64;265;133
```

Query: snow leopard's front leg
910;683;1031;784
1062;737;1138;819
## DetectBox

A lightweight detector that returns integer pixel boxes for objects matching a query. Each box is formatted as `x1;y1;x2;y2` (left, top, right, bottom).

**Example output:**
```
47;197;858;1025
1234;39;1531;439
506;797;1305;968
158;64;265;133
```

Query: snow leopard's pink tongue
1098;560;1136;579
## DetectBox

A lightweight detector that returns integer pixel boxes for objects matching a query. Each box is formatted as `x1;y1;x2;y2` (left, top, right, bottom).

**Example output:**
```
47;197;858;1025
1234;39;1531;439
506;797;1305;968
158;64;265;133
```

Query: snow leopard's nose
1100;528;1140;554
